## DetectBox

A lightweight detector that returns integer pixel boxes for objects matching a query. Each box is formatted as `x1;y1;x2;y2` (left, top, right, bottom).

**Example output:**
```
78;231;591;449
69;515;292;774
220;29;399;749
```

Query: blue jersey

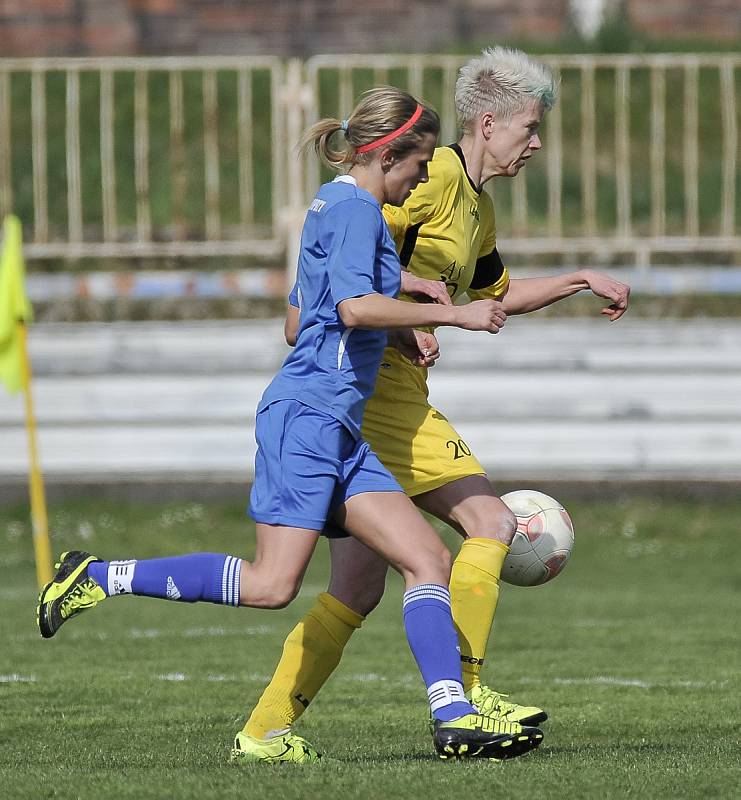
258;175;402;438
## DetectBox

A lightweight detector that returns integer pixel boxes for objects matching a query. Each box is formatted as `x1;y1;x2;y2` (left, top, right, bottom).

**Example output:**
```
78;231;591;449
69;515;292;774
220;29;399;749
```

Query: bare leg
328;536;389;616
241;496;457;742
413;474;516;544
414;474;515;693
240;537;382;740
335;491;452;587
239;524;320;608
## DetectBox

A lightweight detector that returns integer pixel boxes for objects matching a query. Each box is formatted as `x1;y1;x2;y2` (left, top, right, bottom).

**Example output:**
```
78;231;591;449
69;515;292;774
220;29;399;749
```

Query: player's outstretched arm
338;293;506;333
502;270;630;320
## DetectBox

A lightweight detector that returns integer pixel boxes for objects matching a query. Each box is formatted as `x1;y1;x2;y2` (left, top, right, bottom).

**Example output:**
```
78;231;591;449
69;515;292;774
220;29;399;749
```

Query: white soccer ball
500;490;574;587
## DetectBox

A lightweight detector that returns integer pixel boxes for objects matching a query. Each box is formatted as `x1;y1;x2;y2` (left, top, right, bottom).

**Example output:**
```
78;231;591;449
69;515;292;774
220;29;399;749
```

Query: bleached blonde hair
455;46;558;131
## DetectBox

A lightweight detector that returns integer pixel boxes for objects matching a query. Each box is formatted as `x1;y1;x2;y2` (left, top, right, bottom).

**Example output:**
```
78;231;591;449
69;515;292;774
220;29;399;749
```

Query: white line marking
517;676;728;690
572;619;625;629
126;625;275;639
9;624;274;644
154;672;271;683
4;670;726;691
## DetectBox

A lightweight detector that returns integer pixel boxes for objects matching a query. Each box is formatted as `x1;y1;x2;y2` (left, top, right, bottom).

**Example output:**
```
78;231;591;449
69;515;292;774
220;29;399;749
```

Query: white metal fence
0;54;739;268
0;56;288;260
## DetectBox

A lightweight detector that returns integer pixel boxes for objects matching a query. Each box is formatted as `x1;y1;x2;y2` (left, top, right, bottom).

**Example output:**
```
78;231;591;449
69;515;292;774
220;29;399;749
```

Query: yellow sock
243;592;364;739
450;537;509;693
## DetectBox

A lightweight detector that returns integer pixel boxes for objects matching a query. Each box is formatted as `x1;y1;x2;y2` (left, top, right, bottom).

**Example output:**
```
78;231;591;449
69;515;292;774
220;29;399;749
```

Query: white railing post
31;66;48;243
202;69;221;241
134;69;151;243
278;58;313;288
0;69;11;218
66;67;83;243
100;68;117;243
720;59;737;238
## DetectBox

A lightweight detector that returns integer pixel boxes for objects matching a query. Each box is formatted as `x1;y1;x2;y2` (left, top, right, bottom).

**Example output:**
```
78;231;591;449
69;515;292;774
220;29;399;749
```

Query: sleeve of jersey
467;193;509;300
324;199;382;306
467;248;510;300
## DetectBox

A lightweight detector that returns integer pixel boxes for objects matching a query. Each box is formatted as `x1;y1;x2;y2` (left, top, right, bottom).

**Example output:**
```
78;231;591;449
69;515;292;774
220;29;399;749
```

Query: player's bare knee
461;503;517;545
438;544;453;575
409;544;452;586
264;582;301;609
342;583;385;616
329;575;386;616
496;506;517;543
244;575;302;609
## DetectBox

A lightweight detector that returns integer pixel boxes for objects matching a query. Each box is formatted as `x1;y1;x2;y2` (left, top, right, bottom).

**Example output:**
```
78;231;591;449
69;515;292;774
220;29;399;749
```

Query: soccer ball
500;490;574;587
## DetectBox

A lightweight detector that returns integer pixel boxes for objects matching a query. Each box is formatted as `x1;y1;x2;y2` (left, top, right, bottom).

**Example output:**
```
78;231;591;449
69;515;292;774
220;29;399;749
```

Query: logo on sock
108;560;136;595
166;576;181;600
460;655;485;665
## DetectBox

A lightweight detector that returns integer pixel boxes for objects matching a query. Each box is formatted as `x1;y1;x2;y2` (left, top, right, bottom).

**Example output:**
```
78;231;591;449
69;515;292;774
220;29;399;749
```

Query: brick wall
0;0;738;57
627;0;740;41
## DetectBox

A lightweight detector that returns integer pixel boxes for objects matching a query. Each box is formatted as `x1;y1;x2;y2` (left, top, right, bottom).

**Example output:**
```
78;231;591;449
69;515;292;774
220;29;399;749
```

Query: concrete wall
627;0;741;41
3;318;741;492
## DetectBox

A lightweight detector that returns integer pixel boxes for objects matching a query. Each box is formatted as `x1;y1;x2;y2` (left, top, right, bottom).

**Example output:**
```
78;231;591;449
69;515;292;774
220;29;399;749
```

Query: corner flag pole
18;319;53;588
0;214;52;588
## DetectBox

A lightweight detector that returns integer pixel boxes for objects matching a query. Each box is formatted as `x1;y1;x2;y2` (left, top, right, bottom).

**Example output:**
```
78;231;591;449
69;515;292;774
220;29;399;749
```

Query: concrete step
3;420;740;481
23;319;741;375
3;318;740;482
1;371;740;425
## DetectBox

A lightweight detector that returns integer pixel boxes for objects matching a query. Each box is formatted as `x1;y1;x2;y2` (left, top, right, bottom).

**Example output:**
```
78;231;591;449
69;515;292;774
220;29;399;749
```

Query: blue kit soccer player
37;87;542;761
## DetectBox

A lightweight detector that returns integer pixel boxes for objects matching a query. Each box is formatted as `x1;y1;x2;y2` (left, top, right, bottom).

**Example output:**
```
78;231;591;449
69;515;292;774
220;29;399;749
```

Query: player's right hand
400;272;453;305
457;299;507;333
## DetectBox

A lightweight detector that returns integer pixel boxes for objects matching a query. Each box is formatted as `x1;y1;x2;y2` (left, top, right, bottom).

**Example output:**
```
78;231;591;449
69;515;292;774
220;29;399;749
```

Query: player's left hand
582;270;631;321
400;272;452;305
393;328;440;368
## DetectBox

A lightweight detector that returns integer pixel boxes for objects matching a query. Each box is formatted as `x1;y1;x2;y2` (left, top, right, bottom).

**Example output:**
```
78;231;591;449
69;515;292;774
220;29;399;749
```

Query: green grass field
2;495;740;799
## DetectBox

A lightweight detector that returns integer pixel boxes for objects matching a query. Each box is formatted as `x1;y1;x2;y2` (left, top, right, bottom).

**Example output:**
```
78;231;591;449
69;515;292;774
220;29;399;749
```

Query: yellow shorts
361;346;486;497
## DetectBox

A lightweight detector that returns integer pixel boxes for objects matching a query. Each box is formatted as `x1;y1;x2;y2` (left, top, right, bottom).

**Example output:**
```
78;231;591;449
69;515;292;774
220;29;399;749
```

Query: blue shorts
249;399;403;532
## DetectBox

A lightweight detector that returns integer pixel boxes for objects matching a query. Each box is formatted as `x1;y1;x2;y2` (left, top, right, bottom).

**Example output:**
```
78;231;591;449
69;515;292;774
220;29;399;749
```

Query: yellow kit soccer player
234;46;630;763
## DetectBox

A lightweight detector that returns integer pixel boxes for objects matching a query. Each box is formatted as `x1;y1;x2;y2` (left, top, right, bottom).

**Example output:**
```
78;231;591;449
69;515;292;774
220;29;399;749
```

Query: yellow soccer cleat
231;731;321;765
468;684;548;726
432;713;543;761
37;551;106;639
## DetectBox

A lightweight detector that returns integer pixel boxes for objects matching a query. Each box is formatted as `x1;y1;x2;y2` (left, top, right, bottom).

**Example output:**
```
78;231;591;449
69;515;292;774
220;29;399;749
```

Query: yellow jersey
359;144;509;495
383;144;510;305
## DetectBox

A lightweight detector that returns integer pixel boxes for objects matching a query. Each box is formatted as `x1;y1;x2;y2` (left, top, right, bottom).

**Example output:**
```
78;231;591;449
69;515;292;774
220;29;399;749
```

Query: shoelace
60;580;99;618
473;687;518;716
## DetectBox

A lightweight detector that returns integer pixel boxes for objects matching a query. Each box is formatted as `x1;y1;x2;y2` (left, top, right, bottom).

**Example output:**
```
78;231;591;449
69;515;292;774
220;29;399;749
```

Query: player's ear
379;148;395;173
481;112;495;139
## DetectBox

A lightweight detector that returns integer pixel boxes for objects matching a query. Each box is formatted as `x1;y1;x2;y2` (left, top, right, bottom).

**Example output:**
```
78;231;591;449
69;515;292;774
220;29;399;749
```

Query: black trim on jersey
399;222;422;267
470;248;506;290
447;143;481;194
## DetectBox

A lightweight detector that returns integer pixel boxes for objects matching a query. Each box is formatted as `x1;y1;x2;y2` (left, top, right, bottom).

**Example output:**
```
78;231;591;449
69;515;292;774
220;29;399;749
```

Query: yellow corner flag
0;215;53;588
0;215;33;392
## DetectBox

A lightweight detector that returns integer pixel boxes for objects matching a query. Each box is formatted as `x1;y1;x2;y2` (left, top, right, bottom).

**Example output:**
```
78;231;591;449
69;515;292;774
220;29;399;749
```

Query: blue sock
403;583;477;722
87;553;242;606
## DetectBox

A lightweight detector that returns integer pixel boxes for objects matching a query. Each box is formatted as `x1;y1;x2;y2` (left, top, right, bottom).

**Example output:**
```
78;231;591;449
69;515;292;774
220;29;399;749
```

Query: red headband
355;104;424;154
